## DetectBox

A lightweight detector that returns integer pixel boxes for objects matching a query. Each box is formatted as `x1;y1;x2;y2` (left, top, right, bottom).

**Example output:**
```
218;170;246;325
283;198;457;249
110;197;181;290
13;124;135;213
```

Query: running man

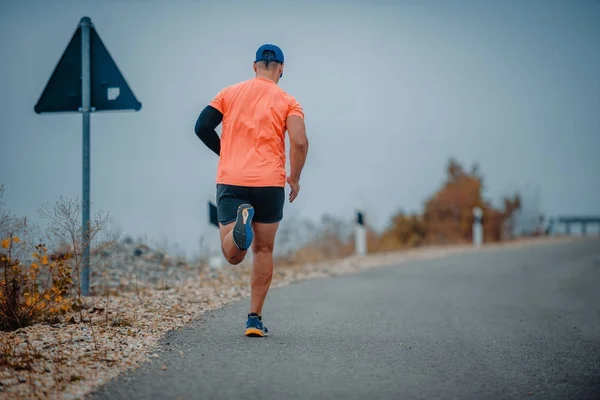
194;44;309;337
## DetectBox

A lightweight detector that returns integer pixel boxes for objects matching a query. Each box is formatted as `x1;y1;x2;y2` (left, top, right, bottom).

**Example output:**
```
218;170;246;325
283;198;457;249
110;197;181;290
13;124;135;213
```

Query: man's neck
256;73;278;83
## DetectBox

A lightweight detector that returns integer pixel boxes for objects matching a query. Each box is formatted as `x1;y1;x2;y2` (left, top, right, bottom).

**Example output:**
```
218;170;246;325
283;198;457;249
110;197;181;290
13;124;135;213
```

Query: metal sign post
35;16;142;296
81;17;92;295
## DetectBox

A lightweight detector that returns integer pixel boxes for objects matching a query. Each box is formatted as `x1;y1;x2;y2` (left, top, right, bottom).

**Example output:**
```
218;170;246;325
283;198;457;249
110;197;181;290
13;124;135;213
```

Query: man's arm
194;105;223;156
287;115;309;182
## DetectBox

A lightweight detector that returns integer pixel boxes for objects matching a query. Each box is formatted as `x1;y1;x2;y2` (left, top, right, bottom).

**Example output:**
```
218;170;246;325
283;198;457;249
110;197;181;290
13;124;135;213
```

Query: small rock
161;365;168;370
18;376;26;383
81;317;91;323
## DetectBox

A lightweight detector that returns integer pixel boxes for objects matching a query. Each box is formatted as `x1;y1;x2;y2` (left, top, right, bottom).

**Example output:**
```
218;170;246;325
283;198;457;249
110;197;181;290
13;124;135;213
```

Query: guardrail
555;216;600;235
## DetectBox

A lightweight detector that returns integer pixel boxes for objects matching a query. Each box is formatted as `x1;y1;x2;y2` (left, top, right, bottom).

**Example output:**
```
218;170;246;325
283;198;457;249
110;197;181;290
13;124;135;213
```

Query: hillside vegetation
283;158;522;264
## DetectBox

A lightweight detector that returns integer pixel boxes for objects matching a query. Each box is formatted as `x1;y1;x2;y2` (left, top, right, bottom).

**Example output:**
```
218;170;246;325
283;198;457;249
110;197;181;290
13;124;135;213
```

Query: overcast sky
1;0;599;257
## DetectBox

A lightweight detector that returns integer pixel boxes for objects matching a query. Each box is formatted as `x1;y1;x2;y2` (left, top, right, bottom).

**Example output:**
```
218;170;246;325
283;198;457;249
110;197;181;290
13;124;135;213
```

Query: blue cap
255;44;284;64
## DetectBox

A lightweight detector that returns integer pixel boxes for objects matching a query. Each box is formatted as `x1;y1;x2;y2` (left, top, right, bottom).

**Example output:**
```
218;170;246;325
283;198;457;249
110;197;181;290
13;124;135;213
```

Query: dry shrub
0;186;117;331
285;214;355;264
38;196;118;299
0;235;74;331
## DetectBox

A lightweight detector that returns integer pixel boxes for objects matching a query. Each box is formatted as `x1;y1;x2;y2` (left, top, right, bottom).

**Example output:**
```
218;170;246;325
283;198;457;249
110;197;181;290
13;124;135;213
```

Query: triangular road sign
34;21;141;114
34;27;82;113
89;28;141;112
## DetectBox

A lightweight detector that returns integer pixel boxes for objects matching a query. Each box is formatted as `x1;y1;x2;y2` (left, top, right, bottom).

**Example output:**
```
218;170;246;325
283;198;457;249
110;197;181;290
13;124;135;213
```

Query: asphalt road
90;238;600;400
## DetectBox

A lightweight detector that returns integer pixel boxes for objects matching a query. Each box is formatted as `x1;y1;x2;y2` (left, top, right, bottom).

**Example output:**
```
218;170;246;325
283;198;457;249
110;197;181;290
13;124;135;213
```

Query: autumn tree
422;158;521;244
375;158;522;250
288;158;523;262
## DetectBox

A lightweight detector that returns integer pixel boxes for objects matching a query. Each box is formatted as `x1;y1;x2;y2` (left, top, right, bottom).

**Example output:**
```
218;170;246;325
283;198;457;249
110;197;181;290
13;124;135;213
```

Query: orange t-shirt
209;76;304;188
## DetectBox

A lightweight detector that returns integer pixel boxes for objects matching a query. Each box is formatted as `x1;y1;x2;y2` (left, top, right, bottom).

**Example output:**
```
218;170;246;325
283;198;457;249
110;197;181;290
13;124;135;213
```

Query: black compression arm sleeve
194;105;223;156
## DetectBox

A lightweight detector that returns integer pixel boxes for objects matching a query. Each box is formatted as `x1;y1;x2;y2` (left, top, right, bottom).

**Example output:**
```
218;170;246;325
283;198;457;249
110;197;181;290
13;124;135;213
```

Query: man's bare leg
219;222;247;265
249;221;279;315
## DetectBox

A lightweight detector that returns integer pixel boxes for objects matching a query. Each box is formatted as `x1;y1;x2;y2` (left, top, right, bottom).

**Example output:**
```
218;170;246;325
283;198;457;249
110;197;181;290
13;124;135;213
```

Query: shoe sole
233;205;254;251
245;328;267;337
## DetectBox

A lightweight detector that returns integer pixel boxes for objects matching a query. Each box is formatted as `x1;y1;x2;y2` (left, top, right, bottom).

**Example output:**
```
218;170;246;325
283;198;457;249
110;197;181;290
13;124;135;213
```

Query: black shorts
216;184;285;225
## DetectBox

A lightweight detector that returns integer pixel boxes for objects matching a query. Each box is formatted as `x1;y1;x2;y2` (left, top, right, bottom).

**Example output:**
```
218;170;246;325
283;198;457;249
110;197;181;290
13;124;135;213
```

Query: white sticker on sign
107;87;120;101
